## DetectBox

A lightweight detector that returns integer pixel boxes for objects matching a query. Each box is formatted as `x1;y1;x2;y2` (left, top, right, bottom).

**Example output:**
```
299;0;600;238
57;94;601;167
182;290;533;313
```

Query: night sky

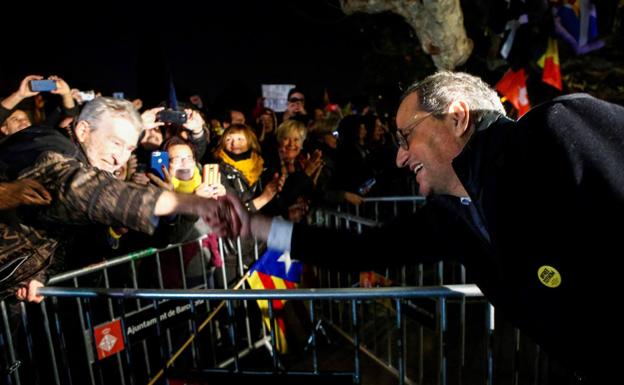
2;1;424;117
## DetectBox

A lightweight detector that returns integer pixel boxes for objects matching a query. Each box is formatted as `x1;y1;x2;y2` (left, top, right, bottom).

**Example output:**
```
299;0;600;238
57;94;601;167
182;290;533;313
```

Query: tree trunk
340;0;473;70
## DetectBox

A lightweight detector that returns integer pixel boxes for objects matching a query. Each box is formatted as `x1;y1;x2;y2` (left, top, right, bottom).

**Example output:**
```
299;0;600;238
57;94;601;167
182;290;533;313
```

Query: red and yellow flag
247;249;302;353
538;38;563;90
495;68;531;117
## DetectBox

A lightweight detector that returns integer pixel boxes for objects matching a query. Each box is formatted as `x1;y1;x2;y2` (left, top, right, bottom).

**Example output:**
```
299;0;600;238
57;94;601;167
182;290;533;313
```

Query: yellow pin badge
537;265;561;288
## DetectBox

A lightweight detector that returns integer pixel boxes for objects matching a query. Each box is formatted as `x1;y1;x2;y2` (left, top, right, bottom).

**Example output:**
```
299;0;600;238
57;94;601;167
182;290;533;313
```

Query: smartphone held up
150;151;169;180
203;164;220;185
157;109;187;125
29;79;57;92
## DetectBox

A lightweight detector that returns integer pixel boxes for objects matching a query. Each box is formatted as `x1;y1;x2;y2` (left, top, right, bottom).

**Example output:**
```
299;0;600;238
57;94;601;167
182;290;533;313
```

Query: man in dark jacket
0;97;236;302
222;71;624;384
0;179;53;302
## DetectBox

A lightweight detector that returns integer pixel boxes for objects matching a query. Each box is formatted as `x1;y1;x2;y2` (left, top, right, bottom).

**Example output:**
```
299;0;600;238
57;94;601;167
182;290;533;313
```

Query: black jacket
290;94;624;380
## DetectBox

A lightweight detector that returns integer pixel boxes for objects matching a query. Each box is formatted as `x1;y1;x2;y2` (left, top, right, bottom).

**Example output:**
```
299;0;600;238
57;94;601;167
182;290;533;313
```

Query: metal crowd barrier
0;196;547;385
310;196;546;385
0;235;270;385
4;281;484;385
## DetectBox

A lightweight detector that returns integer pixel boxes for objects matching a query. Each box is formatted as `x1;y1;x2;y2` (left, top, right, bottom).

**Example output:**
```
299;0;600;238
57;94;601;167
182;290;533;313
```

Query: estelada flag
555;0;604;55
538;38;563;90
495;68;531;117
247;249;302;353
94;319;125;360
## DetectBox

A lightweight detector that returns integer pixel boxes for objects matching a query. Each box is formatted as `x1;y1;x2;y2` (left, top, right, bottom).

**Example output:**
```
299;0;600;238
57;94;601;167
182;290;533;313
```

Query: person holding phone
134;105;208;171
141;136;227;288
1;74;78;136
148;136;225;199
282;87;308;123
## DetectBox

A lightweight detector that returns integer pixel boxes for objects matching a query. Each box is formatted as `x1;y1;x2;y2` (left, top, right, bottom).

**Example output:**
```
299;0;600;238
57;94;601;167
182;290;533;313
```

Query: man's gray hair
403;71;506;124
77;97;143;133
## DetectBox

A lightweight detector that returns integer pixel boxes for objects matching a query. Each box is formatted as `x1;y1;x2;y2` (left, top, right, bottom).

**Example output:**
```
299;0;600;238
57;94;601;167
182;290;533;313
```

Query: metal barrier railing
1;269;493;385
310;197;544;385
1;196;546;385
34;285;484;385
37;285;485;300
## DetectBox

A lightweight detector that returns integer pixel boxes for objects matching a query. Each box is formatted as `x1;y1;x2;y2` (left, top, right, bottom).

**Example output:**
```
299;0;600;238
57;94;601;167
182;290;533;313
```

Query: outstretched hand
203;194;250;239
0;179;52;210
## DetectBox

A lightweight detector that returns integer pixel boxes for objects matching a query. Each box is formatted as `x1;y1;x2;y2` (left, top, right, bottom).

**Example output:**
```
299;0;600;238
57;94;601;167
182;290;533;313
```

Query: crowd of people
2;70;623;384
0;74;411;300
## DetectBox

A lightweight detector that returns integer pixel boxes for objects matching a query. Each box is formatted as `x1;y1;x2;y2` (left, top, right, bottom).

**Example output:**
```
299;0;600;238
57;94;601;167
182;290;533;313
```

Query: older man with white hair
0;97;234;303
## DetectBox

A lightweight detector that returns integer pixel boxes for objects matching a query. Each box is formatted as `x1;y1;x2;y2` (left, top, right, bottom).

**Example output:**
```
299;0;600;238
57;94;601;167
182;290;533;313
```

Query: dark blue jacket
290;94;624;381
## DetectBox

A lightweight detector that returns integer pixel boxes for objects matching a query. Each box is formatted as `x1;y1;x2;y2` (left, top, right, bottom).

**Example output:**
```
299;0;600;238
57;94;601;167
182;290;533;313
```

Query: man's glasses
288;97;305;103
395;113;432;150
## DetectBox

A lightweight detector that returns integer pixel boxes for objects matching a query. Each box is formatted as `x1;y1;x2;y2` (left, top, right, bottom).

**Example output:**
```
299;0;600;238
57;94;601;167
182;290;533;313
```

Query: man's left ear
447;100;470;137
73;121;90;143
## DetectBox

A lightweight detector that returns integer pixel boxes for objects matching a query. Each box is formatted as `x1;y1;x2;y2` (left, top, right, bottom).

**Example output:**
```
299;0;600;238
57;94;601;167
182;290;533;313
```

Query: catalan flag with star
247;249;302;353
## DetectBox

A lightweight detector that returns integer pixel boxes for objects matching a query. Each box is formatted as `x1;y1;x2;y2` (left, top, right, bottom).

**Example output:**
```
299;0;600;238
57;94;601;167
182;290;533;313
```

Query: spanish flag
247;249;302;353
538;38;563;90
495;68;531;117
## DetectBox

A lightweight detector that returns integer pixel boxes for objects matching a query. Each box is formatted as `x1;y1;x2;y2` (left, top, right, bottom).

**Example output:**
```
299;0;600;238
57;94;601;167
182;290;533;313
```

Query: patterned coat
0;125;163;297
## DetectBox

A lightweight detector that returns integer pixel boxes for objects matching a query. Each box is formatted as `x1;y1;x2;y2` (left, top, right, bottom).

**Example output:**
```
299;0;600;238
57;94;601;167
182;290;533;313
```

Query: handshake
205;194;251;240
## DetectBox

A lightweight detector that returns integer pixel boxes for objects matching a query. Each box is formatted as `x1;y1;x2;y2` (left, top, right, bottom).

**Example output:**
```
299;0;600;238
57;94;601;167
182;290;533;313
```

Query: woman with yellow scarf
212;124;284;288
213;124;283;213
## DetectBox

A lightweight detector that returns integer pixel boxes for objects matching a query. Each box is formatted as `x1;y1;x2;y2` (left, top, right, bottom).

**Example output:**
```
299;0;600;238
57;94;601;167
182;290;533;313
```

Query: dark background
1;1;428;118
2;1;622;119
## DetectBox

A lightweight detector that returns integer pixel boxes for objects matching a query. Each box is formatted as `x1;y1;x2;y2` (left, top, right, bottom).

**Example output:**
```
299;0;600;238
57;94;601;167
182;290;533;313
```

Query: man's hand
301;149;324;179
70;88;82;103
15;280;44;303
195;182;226;199
287;197;309;223
182;108;205;138
125;154;139;181
153;191;247;238
49;75;76;110
263;172;285;199
17;75;43;99
147;166;174;192
206;194;249;239
141;107;165;130
0;75;43;111
0;179;52;210
344;191;364;206
49;76;71;96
